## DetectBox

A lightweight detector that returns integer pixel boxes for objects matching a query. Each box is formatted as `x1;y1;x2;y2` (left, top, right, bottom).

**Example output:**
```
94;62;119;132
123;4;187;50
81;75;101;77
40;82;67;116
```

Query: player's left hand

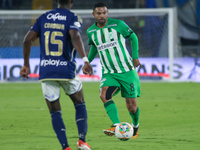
133;59;141;68
82;62;93;76
20;65;30;79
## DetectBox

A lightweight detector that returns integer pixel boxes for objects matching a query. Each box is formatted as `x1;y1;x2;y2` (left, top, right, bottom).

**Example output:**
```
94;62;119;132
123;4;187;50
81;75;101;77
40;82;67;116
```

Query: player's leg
41;81;70;150
100;74;121;136
120;70;141;138
125;97;140;138
69;89;91;150
69;89;87;142
100;86;120;125
61;76;90;150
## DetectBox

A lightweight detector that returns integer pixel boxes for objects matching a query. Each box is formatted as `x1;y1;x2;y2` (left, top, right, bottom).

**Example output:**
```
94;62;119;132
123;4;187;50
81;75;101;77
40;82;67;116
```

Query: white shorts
41;76;82;102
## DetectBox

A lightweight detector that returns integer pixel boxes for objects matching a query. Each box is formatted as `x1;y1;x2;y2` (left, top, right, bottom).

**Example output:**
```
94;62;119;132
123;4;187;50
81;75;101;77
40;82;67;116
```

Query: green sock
129;107;140;127
104;100;120;124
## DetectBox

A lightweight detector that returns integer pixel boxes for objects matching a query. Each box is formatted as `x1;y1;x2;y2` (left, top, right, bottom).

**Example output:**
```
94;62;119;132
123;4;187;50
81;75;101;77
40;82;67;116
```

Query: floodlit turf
0;82;200;150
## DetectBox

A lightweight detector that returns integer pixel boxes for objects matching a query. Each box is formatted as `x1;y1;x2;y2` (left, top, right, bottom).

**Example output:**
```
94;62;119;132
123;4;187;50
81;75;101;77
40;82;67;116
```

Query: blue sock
50;111;68;149
75;102;88;142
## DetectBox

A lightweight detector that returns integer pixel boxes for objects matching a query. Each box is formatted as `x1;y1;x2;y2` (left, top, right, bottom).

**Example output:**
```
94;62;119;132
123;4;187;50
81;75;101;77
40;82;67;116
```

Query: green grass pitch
0;82;200;150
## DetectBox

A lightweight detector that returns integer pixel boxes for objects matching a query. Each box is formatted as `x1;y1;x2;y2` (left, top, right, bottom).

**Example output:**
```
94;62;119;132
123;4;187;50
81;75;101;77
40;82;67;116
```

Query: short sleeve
30;16;41;36
69;15;82;33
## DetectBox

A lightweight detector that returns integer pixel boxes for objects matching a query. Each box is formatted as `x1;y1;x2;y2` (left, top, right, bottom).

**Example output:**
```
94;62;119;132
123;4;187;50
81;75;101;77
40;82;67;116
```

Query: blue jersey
31;8;82;81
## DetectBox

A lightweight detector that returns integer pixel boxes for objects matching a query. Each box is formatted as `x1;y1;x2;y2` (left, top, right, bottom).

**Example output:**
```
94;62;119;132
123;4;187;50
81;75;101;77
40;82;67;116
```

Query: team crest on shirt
109;32;114;40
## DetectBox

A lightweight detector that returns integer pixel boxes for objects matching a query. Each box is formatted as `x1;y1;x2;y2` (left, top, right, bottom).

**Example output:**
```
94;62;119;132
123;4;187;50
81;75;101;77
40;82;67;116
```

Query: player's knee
100;86;117;101
100;93;106;102
106;86;117;100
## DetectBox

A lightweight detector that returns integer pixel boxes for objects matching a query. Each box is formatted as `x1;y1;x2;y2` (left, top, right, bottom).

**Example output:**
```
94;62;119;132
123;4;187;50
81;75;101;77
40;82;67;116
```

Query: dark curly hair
93;2;107;11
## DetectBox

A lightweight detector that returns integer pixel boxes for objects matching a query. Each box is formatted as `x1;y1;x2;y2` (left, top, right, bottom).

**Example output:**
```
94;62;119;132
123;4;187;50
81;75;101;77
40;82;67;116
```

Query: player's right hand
133;59;141;68
82;62;93;76
20;66;30;79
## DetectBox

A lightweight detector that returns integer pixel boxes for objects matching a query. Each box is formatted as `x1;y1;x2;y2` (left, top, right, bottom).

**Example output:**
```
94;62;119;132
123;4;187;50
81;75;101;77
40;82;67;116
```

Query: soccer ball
115;122;133;141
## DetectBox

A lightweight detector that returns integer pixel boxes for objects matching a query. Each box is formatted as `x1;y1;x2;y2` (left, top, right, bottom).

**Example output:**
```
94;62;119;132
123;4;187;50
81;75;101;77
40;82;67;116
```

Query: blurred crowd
1;0;22;9
0;0;199;56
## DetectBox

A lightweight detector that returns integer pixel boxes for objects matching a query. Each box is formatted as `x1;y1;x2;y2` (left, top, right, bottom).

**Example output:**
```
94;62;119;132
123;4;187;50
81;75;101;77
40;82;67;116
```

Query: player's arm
118;20;141;67
20;30;38;78
128;33;141;67
69;29;93;76
88;44;98;63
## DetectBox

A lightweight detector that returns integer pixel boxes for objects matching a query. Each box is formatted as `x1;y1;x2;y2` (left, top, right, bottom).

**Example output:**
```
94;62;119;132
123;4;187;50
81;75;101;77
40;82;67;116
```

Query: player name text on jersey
44;23;65;30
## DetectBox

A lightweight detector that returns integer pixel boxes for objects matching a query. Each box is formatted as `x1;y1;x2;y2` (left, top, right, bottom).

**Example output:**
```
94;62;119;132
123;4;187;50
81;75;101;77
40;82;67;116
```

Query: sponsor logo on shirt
41;59;68;67
97;41;118;51
47;13;67;21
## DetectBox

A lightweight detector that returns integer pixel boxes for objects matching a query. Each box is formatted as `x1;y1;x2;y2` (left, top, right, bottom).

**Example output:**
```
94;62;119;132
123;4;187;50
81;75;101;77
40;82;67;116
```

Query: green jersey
87;18;136;74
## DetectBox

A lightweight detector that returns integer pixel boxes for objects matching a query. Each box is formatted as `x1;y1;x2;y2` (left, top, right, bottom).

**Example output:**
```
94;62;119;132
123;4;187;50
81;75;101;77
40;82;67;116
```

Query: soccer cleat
77;140;91;150
131;125;139;139
63;147;71;150
103;125;116;136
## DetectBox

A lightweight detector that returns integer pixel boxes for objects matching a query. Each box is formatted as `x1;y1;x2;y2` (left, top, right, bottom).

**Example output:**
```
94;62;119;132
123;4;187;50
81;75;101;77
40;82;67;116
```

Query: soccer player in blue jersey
20;0;92;150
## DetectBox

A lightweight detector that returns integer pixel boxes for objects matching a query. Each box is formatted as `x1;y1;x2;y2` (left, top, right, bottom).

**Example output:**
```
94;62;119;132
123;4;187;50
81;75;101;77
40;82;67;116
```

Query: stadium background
0;1;200;150
0;0;199;82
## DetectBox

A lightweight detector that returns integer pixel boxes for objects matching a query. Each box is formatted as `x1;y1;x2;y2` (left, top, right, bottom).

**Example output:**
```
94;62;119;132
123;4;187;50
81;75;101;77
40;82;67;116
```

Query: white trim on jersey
104;28;122;73
120;34;134;70
92;33;108;74
91;33;97;47
112;29;130;72
71;48;75;61
97;30;114;73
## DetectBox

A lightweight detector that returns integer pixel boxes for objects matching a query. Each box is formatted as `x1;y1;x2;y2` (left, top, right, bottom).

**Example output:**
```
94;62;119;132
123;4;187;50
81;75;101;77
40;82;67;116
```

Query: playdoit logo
40;59;68;67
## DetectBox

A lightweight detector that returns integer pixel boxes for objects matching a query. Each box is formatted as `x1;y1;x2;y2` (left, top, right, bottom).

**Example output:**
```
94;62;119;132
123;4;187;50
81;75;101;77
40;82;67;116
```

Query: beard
97;18;107;25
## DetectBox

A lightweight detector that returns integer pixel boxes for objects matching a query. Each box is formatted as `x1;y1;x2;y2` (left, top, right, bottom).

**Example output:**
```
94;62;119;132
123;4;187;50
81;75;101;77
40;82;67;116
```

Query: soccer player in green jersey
85;2;141;139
